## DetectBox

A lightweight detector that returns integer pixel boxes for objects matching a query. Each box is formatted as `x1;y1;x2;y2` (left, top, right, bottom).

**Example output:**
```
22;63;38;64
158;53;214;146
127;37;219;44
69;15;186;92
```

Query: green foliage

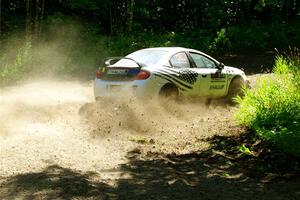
210;28;231;54
273;56;291;74
1;23;299;82
65;0;99;10
105;30;213;56
226;24;269;49
0;41;32;85
255;0;266;11
2;0;299;36
235;55;300;155
238;144;254;156
215;22;300;50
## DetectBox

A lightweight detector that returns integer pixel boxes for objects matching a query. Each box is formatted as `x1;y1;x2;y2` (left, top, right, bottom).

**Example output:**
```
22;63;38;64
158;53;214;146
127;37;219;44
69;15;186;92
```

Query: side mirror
217;63;225;70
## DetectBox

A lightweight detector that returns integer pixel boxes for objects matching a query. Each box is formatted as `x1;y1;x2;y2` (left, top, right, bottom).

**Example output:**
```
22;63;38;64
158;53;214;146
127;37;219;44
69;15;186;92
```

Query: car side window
170;52;191;68
190;53;216;68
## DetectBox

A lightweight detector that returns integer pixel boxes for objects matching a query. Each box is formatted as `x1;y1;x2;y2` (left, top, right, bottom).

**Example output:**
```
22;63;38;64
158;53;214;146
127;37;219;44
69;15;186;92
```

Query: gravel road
1;76;299;200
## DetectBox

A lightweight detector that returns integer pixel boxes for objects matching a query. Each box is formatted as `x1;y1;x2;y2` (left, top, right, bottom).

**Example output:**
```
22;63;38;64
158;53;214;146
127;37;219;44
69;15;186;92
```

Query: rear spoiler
104;57;144;69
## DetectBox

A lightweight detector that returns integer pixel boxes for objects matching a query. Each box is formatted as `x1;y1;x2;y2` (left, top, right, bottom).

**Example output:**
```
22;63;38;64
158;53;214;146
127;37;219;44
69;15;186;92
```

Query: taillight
96;70;102;79
135;70;151;80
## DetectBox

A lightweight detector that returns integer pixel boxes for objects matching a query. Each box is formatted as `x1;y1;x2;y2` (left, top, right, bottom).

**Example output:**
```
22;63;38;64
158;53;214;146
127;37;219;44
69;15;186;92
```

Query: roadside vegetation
1;0;300;85
235;51;300;155
1;21;300;85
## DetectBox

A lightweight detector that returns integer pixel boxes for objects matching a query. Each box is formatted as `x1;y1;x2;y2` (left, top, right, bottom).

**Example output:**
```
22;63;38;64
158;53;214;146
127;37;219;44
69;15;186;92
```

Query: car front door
188;52;228;97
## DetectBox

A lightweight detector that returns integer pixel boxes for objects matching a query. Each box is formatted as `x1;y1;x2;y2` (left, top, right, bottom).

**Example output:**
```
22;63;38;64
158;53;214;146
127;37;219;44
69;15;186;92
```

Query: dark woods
0;0;299;83
0;0;299;37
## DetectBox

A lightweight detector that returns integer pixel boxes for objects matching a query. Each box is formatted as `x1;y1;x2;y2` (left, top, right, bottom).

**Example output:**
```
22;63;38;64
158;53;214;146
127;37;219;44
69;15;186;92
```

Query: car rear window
114;49;168;67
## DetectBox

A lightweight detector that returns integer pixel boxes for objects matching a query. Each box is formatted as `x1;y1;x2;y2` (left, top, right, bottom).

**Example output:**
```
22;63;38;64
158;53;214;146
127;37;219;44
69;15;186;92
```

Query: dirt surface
0;76;299;200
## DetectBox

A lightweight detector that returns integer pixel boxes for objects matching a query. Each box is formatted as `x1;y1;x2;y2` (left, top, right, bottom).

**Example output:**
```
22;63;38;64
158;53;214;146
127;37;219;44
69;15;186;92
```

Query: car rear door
166;52;202;96
188;52;228;97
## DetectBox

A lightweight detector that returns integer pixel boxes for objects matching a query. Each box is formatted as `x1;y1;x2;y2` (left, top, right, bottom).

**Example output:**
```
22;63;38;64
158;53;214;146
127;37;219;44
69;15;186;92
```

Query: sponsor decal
211;73;225;78
209;85;225;90
211;72;226;82
107;68;129;75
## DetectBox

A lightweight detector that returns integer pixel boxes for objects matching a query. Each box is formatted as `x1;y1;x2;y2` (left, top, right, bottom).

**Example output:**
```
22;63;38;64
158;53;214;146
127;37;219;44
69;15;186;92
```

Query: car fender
226;75;247;96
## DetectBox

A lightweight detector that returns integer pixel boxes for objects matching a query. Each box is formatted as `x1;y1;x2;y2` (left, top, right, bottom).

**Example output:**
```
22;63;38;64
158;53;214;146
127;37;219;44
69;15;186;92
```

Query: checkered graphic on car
178;70;198;85
154;68;199;91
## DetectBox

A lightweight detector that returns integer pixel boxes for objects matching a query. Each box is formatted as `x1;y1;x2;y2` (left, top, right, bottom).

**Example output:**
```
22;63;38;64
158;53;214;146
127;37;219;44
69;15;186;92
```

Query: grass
235;53;300;155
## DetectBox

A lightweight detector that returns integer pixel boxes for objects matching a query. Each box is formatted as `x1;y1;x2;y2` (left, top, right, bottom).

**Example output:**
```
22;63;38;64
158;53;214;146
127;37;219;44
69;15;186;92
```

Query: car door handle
202;75;207;78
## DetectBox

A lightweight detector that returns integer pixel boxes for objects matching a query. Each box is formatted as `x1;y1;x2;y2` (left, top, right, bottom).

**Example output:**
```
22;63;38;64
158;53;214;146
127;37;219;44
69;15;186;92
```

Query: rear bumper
93;78;159;100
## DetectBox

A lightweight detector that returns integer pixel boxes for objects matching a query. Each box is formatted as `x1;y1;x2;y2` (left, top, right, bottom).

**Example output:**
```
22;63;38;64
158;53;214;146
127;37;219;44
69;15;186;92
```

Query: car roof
138;47;188;53
136;47;220;64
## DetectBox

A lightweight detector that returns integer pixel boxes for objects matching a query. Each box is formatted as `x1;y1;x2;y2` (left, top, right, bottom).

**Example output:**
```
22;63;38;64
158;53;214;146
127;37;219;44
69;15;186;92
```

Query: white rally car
94;47;249;101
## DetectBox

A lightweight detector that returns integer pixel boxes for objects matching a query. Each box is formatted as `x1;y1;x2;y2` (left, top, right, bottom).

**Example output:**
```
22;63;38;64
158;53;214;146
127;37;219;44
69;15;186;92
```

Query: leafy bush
222;22;300;50
226;24;269;49
209;28;231;54
1;17;300;82
0;41;32;85
235;55;300;155
105;31;211;55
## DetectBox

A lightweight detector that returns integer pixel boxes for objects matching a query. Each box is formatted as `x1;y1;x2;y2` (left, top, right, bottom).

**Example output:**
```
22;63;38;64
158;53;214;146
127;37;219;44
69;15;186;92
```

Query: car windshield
113;49;168;67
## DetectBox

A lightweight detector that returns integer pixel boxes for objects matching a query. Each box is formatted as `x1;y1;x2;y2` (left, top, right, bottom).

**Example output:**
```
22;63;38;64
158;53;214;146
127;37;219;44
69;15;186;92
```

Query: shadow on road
1;132;300;200
0;165;116;200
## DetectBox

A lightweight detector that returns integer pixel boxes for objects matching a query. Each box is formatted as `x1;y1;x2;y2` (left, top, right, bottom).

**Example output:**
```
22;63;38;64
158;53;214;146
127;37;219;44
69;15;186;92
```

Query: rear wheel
159;84;179;100
227;77;244;103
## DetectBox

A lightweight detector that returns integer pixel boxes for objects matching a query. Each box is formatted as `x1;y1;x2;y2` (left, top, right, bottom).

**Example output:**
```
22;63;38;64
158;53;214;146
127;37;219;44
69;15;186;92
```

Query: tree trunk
109;2;113;34
39;0;45;36
284;0;289;23
109;0;119;35
34;0;40;39
26;0;33;40
126;0;134;33
0;0;2;36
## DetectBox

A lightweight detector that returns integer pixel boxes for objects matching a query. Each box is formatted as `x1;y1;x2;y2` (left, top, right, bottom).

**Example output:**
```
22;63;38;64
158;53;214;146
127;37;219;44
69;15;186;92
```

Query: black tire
227;77;244;103
159;84;179;100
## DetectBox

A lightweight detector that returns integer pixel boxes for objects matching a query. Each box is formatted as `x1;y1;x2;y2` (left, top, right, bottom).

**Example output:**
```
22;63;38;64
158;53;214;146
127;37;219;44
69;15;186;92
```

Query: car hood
224;66;245;75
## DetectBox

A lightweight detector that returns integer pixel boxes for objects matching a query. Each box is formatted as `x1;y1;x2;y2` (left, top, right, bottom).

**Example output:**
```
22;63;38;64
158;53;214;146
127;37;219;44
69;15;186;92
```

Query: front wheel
227;77;245;103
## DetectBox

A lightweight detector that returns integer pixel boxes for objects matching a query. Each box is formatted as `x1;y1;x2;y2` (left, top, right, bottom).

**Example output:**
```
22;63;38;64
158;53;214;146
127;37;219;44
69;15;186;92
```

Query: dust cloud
0;80;133;178
0;78;238;179
80;90;236;154
0;20;103;84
